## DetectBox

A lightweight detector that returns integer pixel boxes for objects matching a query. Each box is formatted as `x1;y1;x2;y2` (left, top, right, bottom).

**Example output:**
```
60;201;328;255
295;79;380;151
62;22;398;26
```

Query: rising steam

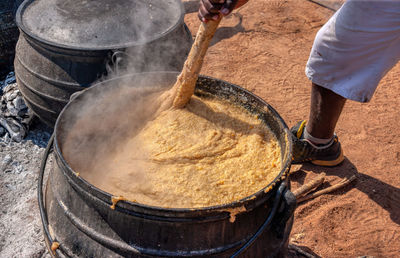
61;1;191;192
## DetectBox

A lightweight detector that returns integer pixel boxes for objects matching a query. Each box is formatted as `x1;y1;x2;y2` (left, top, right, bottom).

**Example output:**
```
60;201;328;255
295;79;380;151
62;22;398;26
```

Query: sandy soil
184;0;400;257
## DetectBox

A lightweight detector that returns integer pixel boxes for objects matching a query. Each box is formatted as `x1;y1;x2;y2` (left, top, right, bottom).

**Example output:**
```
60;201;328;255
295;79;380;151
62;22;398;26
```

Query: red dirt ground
184;0;400;257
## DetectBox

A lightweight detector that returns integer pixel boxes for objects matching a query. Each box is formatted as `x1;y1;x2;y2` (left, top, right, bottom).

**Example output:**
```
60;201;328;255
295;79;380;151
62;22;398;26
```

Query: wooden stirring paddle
171;16;222;108
151;16;224;117
153;2;248;114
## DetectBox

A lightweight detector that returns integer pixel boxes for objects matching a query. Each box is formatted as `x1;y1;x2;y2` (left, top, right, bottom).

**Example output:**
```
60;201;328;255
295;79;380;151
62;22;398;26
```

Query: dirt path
184;0;400;256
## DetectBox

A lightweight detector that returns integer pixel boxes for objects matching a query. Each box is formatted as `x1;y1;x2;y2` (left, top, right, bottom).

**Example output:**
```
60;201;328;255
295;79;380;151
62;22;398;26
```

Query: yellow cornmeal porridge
80;95;282;208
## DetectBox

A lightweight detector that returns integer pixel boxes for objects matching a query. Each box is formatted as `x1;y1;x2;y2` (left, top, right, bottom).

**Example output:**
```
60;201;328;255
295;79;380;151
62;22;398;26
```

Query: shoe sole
310;148;344;167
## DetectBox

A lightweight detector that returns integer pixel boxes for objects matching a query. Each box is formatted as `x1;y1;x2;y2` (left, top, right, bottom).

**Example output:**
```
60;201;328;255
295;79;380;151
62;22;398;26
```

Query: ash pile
0;71;34;142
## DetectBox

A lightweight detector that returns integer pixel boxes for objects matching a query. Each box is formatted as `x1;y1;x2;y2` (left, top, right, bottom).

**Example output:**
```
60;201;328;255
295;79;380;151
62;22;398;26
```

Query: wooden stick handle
293;172;326;197
297;175;357;203
172;17;222;108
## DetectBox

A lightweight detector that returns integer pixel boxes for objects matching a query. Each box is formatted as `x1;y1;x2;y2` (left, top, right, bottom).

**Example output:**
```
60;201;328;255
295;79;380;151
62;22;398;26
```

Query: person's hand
198;0;249;22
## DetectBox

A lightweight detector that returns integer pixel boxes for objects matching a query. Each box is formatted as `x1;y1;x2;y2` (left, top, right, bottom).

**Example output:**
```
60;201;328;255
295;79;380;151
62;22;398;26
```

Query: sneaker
290;120;344;166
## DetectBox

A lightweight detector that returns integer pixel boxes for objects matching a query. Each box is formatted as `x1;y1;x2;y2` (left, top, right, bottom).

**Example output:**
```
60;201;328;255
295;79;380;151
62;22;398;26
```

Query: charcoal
0;71;32;142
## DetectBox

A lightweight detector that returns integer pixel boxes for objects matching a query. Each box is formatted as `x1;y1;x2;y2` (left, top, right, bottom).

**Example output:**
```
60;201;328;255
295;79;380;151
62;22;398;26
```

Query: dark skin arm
198;0;249;22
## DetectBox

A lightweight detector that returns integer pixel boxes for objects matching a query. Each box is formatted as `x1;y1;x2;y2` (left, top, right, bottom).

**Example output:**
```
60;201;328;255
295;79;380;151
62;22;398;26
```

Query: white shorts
306;0;400;102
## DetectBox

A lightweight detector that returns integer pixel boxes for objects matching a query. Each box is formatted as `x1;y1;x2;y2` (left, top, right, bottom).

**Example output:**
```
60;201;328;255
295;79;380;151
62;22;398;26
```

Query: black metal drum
14;0;192;126
39;72;296;257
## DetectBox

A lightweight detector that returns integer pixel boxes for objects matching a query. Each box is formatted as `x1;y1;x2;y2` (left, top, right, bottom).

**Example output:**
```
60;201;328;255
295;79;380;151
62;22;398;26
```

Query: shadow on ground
210;13;245;47
288;243;322;258
290;158;400;226
24;118;53;148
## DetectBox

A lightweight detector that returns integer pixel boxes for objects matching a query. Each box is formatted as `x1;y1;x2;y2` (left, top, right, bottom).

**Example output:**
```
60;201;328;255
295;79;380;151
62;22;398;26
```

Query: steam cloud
61;1;191;190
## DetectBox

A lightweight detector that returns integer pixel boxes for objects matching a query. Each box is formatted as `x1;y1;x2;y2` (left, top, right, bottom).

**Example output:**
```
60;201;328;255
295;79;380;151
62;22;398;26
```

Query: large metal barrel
14;0;192;126
39;72;296;257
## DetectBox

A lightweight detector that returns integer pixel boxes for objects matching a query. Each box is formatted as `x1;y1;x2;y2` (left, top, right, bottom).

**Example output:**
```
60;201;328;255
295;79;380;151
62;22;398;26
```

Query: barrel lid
16;0;184;50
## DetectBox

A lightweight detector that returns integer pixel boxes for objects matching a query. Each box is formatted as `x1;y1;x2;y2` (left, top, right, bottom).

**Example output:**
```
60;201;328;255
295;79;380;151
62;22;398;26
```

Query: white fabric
306;0;400;102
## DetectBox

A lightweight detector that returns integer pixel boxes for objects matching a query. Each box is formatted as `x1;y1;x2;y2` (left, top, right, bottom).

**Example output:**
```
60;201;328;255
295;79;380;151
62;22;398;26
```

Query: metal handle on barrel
37;134;64;256
230;180;296;258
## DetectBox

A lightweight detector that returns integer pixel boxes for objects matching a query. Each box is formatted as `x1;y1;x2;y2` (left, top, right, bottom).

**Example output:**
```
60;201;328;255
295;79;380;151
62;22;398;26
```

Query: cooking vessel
39;72;295;257
14;0;192;126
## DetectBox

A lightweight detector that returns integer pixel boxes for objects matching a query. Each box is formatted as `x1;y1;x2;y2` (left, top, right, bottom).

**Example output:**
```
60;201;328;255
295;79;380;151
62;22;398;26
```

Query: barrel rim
15;0;185;51
53;72;293;216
